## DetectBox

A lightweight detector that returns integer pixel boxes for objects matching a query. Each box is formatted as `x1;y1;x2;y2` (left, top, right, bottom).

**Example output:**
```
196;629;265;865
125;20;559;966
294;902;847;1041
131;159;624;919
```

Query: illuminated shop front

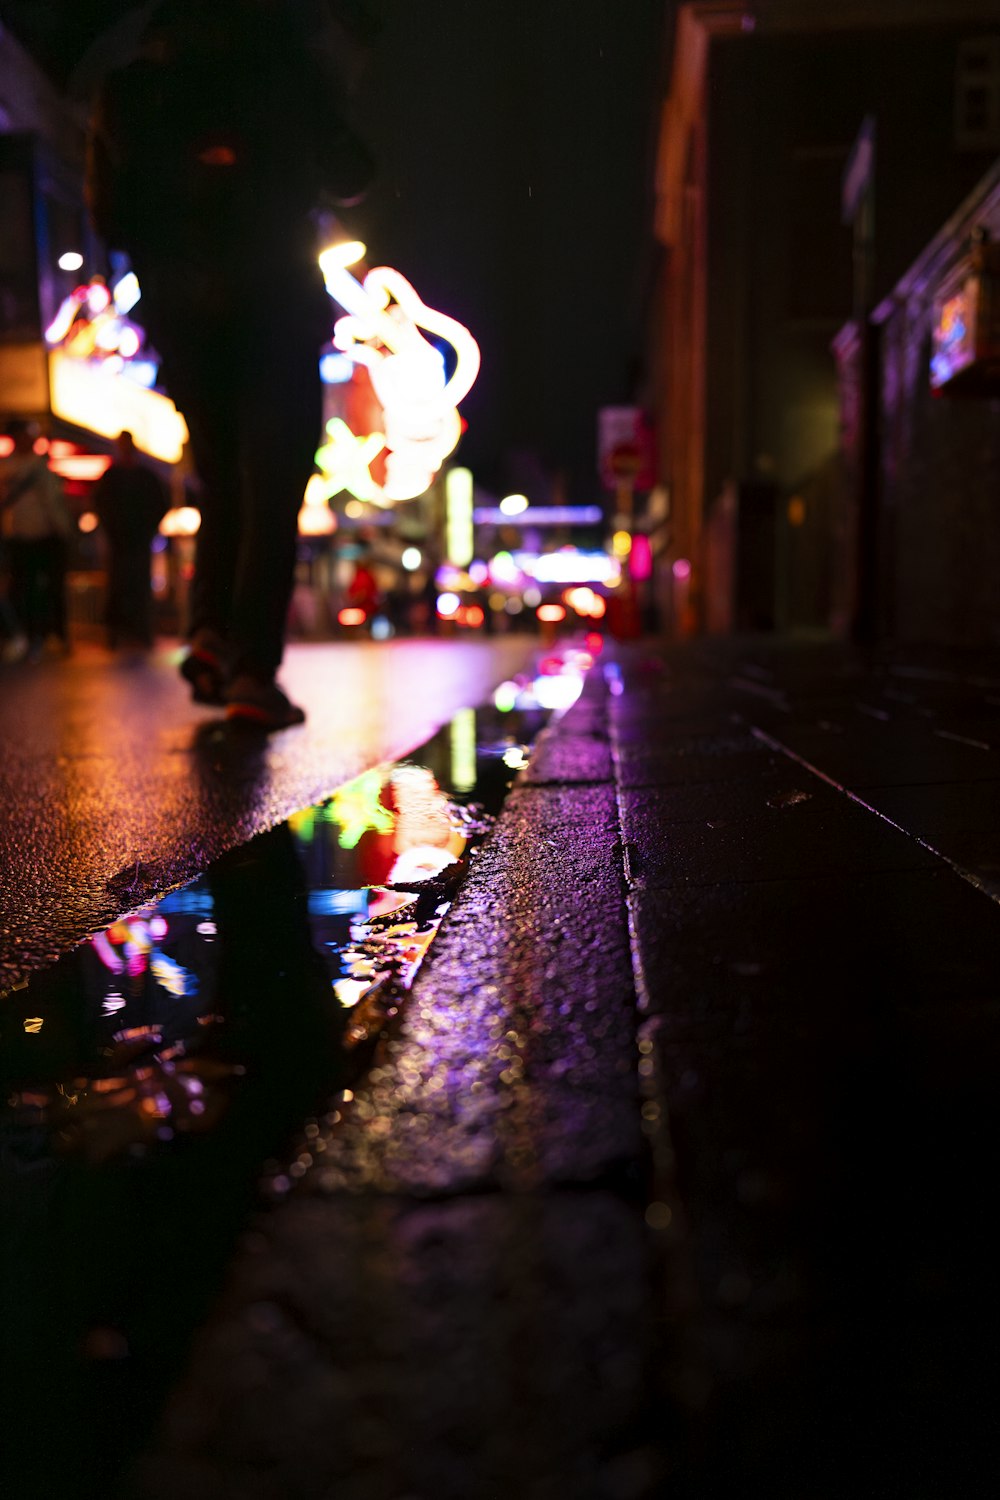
0;128;192;634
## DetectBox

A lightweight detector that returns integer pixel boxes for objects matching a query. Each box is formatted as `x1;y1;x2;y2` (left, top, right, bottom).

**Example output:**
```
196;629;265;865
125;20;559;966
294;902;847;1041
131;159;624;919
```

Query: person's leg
228;322;322;682
132;539;156;648
108;545;150;648
45;537;69;649
18;541;47;650
156;326;242;698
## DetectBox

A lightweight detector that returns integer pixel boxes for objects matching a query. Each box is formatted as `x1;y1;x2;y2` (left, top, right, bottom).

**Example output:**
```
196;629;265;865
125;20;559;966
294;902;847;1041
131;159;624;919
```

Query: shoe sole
225;702;305;729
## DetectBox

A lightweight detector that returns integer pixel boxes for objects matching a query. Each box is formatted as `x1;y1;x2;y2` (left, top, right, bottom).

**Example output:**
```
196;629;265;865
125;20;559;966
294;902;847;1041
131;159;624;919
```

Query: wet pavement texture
2;634;1000;1497
616;639;1000;1500
0;639;530;988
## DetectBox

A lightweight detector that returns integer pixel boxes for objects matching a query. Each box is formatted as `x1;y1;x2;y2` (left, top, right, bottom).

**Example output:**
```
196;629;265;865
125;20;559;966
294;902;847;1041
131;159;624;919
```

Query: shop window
955;36;1000;152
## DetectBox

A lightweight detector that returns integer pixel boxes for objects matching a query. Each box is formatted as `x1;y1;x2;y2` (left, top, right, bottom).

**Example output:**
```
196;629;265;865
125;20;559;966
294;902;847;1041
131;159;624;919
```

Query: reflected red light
537;604;566;623
338;607;367;627
465;605;485;627
0;436;14;457
585;631;604;654
33;437;49;455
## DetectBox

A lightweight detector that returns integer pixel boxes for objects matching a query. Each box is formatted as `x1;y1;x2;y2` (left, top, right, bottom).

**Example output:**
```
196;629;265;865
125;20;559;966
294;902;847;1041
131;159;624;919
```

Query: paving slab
126;1192;660;1500
614;638;1000;1499
620;782;938;887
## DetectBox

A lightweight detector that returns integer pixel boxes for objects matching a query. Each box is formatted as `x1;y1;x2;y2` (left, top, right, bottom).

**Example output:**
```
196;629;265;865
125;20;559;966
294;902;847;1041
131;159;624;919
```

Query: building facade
648;0;1000;637
836;159;1000;647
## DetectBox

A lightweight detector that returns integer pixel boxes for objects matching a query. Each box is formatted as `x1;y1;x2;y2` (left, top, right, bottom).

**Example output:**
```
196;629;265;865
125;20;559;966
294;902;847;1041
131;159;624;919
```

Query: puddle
2;672;603;1500
0;644;594;1489
0;688;568;1152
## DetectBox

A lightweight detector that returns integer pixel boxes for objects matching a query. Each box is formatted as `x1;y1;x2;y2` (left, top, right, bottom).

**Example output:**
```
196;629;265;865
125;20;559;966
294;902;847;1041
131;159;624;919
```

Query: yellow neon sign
49;350;188;464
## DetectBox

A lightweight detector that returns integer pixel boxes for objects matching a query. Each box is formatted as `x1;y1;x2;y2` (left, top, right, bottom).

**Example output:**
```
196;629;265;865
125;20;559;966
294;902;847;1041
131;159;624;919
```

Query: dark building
836;158;1000;647
648;0;1000;636
0;18;92;419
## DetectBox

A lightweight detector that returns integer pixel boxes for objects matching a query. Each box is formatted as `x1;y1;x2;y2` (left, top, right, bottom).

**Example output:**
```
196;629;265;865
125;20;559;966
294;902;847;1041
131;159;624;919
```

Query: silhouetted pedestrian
93;430;169;649
87;0;373;726
0;421;73;659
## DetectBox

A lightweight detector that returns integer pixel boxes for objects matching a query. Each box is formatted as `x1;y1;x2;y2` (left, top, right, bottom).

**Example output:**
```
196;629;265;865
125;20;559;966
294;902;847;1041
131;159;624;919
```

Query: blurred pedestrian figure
0;421;73;660
0;535;24;661
86;0;373;727
92;430;169;649
345;547;381;621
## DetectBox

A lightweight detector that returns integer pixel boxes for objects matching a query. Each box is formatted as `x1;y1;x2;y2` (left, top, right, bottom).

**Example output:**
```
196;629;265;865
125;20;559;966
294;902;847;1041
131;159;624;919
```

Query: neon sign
45;274;154;384
931;287;976;389
315;241;480;505
45;273;189;463
50;350;189;465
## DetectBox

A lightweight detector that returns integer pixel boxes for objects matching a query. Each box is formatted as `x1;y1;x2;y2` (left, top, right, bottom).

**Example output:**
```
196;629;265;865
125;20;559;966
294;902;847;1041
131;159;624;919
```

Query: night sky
2;0;665;501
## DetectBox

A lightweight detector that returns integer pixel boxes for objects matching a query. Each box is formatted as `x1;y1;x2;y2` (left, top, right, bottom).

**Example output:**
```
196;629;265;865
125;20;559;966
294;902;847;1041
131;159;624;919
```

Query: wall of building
703;19;999;630
0;21;84;163
875;167;1000;646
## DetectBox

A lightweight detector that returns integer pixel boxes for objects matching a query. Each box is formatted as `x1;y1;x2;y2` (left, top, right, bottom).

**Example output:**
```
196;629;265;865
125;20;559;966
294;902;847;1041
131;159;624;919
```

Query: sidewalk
4;635;999;1498
118;636;999;1499
609;637;1000;1498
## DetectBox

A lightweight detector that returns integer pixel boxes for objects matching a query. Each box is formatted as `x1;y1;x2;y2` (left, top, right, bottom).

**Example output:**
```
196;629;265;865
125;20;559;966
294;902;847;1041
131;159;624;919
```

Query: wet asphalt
0;638;531;988
3;634;1000;1498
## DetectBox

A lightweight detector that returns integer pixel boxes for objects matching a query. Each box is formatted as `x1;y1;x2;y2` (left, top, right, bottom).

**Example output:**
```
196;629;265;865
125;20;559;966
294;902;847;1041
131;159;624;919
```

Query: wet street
2;634;1000;1499
2;633;641;1500
0;638;533;987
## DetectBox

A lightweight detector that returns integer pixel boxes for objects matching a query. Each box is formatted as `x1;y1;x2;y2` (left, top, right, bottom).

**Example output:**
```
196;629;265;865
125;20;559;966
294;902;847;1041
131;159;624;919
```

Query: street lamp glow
159;506;201;537
499;493;529;516
298;503;335;536
401;546;422;571
58;251;84;272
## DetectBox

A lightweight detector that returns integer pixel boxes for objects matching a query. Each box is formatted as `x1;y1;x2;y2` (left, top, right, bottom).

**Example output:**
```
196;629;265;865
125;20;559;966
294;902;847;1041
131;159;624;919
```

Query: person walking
92;430;169;650
86;0;373;727
0;421;73;659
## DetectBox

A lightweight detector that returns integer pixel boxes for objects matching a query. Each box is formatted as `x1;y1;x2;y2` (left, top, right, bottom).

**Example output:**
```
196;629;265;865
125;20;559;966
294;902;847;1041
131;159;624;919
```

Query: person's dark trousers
45;537;69;647
6;537;67;648
106;544;154;648
155;306;322;680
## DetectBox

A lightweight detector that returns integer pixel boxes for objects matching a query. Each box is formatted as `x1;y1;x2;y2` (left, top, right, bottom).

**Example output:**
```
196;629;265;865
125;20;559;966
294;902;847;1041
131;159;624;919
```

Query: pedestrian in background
0;421;73;660
86;0;373;728
92;430;169;650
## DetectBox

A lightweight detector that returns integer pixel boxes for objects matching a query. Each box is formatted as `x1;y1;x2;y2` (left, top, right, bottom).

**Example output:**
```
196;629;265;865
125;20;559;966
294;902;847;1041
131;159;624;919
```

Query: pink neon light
630;534;652;582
